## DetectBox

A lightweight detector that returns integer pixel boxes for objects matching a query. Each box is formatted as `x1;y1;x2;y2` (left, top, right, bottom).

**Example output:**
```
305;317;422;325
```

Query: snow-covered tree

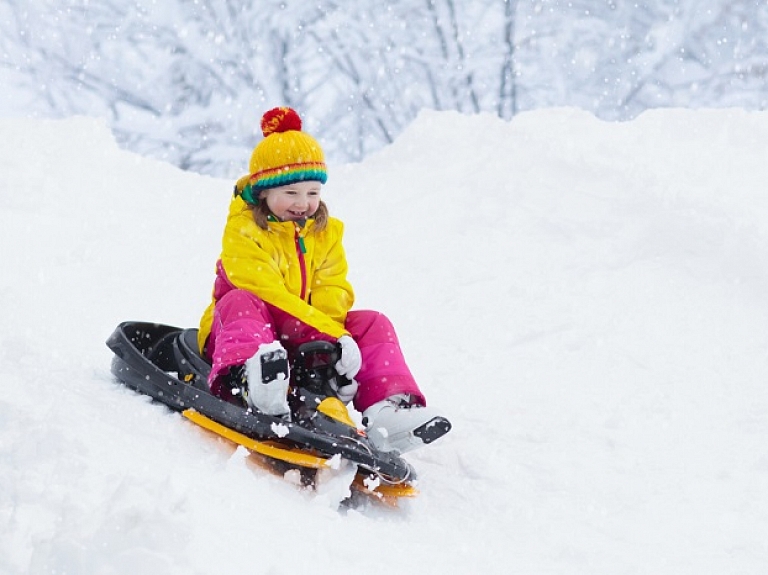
1;0;766;176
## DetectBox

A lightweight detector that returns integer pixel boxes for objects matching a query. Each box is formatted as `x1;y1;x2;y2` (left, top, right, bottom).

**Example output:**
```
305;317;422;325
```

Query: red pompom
261;107;303;137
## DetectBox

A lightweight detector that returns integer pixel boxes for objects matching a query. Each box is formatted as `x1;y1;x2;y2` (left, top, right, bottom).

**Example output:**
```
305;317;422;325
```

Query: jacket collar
266;215;315;233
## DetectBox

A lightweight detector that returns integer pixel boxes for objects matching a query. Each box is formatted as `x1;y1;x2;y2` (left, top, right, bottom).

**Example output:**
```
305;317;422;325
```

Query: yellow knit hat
238;107;327;204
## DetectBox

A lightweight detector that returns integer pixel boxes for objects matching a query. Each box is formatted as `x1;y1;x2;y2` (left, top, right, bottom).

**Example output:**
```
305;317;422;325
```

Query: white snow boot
243;341;291;419
362;394;451;454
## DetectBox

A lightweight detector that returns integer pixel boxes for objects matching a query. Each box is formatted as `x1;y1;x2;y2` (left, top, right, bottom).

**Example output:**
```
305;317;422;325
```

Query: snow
1;108;767;574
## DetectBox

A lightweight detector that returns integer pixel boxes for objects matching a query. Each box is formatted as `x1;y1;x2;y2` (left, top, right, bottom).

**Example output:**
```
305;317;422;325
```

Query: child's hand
336;335;362;379
330;377;358;404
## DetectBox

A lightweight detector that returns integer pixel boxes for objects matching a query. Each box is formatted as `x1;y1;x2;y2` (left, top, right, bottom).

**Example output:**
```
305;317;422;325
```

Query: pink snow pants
206;289;426;412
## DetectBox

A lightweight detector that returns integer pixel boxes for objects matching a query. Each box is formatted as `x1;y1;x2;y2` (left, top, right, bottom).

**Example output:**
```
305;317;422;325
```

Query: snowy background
1;107;767;574
3;0;768;175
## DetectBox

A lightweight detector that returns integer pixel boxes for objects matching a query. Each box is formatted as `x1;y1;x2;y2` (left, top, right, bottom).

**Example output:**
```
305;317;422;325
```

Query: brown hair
251;200;329;232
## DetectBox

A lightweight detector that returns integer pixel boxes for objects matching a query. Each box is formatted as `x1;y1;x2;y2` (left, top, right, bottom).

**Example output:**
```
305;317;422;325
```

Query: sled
106;321;421;504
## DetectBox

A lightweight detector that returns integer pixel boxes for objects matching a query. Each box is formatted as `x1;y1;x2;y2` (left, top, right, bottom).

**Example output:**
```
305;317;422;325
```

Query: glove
330;377;359;404
336;335;362;379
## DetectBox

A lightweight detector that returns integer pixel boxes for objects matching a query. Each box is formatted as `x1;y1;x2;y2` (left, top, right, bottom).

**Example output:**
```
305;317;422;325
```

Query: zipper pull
295;224;307;254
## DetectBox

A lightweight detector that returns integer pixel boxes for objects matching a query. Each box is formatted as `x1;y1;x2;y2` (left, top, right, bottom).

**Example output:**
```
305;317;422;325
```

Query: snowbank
1;109;767;574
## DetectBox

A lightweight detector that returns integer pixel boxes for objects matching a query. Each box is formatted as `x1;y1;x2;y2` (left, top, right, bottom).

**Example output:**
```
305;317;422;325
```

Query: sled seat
126;322;179;372
172;328;211;391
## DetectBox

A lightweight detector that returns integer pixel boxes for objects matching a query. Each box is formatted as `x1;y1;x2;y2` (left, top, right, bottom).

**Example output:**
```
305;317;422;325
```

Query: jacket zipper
295;224;308;301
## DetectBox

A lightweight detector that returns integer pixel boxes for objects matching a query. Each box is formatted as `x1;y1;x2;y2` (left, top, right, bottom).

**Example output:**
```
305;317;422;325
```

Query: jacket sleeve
220;212;349;344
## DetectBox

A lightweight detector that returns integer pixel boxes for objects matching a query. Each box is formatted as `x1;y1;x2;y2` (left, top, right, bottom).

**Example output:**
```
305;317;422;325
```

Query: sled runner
106;321;421;504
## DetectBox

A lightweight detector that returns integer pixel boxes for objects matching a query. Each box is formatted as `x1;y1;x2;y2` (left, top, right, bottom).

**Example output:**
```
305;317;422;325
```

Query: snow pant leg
345;310;426;412
207;289;277;398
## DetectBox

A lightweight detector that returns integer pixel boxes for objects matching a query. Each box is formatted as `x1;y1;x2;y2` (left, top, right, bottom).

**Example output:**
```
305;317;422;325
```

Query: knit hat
238;107;327;205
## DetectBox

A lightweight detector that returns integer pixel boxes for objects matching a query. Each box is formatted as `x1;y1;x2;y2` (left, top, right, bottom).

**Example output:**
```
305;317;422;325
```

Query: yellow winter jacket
198;196;355;352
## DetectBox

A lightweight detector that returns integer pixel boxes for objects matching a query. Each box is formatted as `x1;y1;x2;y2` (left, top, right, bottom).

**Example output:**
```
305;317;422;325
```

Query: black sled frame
106;321;415;483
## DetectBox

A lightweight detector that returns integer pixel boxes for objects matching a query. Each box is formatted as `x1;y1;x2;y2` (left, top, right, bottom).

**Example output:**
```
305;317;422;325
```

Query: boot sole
260;349;289;384
413;416;452;445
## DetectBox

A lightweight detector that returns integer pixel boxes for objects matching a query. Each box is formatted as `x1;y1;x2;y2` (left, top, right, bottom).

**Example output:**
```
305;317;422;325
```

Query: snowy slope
1;109;767;575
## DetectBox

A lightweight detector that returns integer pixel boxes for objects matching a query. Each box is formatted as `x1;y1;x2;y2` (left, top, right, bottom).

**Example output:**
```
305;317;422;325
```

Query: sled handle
292;341;349;395
294;340;341;364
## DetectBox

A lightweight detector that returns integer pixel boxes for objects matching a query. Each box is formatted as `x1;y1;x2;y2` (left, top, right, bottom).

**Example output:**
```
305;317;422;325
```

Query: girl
198;107;449;454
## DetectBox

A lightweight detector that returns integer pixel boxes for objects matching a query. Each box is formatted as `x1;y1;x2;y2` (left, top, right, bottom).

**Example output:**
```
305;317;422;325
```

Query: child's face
260;181;322;222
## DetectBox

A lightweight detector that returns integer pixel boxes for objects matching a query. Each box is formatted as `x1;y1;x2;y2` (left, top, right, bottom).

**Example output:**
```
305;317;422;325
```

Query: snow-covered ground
1;108;767;574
